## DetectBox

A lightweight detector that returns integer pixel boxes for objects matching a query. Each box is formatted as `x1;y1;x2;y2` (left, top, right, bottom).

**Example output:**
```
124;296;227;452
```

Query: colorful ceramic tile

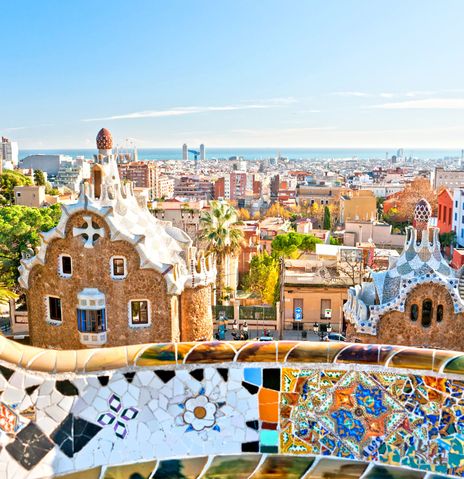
135;343;176;366
176;342;198;362
102;461;156;479
443;354;464;375
251;455;314;478
57;467;102;479
276;341;298;362
244;367;262;386
363;465;426;478
153;457;208;479
203;454;261;479
236;342;277;362
185;342;236;363
308;458;367;478
388;348;435;370
286;342;330;363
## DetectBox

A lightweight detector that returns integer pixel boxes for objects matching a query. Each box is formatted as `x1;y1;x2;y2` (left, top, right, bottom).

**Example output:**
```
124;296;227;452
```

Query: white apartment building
359;183;405;197
55;157;91;192
431;167;464;190
20;154;72;176
452;189;464;247
1;137;19;168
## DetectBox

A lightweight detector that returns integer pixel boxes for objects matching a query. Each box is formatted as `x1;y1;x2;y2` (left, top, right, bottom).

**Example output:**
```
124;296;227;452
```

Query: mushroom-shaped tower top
96;128;113;150
414;198;432;225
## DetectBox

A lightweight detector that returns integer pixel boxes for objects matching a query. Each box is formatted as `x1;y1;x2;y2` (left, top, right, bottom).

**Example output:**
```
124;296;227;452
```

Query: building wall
347;282;464;350
283;286;347;332
14;185;45;207
27;211;176;349
340;190;377;223
437;188;453;234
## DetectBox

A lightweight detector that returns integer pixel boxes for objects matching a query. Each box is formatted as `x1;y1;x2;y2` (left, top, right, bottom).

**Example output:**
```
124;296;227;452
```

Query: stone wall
180;285;213;341
27;212;175;349
0;338;464;478
347;282;464;350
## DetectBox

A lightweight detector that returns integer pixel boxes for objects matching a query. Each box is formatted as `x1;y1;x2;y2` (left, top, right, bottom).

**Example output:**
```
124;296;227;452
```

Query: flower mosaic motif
97;394;139;439
179;389;221;432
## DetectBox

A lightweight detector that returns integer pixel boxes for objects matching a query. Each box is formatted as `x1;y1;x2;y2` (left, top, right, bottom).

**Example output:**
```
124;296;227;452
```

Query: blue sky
2;0;464;149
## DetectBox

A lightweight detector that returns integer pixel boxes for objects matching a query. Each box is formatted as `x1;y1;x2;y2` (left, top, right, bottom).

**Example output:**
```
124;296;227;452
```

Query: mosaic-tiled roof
344;224;464;335
18;131;216;294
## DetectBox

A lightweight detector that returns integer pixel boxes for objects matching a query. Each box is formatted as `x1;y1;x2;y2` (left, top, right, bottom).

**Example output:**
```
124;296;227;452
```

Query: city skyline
3;0;464;148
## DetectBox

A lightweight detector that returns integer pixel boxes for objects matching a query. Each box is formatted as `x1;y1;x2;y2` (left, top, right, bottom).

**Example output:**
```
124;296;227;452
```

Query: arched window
437;304;444;323
410;304;419;321
421;299;433;327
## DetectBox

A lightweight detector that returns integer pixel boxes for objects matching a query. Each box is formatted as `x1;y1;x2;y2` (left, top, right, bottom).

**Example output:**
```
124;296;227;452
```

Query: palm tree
199;201;244;304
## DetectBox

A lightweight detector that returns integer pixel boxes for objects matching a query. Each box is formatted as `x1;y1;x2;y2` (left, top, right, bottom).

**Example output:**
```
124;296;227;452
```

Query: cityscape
2;1;464;478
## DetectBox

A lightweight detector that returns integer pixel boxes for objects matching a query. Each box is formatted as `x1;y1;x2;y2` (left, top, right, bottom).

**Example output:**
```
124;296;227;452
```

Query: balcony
78;331;107;347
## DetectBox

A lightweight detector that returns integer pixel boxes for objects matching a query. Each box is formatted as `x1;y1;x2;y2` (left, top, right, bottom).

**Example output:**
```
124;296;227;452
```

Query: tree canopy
0;205;61;289
0;170;32;204
271;232;323;258
243;251;280;304
33;169;46;186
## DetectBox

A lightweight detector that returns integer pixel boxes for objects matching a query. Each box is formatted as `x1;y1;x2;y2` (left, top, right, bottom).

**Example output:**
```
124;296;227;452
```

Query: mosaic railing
0;336;464;478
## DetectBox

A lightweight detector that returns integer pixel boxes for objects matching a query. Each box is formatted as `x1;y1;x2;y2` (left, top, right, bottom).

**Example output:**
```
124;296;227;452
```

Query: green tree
323;206;331;230
271;232;322;258
0;205;61;289
271;232;302;258
244;251;280;304
199;200;244;304
0;170;32;204
440;231;456;248
33;169;46;186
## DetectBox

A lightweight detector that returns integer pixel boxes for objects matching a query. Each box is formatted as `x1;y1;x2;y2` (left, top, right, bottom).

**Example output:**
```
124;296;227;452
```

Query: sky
2;0;464;149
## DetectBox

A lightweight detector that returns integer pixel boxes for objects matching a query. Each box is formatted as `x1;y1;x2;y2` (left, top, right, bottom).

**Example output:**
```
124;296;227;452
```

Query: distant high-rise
182;143;188;161
1;137;19;170
200;144;205;162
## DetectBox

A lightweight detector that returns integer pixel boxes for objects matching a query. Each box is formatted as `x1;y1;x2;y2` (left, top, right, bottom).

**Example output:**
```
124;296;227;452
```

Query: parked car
323;332;346;342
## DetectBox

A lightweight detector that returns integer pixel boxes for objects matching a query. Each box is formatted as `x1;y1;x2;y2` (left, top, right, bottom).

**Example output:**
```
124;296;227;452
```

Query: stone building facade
19;128;216;349
344;198;464;349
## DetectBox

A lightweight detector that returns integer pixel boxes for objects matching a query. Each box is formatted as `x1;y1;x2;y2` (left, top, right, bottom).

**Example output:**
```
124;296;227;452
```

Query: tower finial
96;128;113;151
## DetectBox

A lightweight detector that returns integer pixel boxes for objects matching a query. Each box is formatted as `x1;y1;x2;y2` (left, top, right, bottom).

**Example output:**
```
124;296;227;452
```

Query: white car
323;332;346;342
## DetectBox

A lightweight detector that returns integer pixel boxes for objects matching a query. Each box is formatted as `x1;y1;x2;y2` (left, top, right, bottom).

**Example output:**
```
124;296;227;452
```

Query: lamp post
313;322;332;341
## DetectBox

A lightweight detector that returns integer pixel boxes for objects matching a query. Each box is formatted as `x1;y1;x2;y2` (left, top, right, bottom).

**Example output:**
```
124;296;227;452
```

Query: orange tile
259;402;279;422
258;387;279;404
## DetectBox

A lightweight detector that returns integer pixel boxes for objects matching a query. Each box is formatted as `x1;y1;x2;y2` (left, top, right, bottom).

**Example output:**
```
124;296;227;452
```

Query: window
421;299;433;327
130;300;150;326
110;256;126;279
60;255;72;277
410;304;419;321
321;299;332;319
437;304;444;323
48;296;62;323
77;309;106;333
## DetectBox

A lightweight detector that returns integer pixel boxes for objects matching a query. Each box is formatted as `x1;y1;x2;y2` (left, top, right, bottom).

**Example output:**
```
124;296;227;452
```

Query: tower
200;144;205;162
182;143;188;161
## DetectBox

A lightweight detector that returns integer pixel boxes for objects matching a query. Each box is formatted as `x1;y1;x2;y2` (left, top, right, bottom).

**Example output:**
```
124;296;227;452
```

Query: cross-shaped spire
73;216;105;248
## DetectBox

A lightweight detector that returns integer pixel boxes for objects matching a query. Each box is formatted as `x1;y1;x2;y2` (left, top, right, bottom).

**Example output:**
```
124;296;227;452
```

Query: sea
18;148;462;162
